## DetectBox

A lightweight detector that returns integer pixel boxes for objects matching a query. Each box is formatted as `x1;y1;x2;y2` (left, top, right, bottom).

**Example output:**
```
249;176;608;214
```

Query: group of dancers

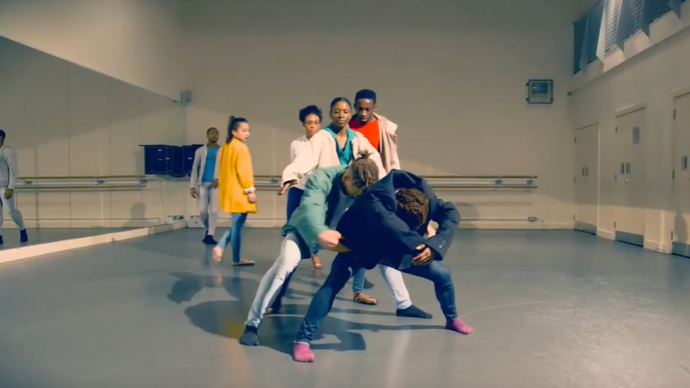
189;89;473;362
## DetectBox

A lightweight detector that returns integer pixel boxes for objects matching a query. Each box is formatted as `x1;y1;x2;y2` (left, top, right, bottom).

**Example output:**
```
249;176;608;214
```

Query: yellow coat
218;138;257;214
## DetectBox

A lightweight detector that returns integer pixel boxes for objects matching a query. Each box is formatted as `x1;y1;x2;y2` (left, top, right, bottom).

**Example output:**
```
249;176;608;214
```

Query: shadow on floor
168;270;441;356
166;269;352;305
184;300;442;356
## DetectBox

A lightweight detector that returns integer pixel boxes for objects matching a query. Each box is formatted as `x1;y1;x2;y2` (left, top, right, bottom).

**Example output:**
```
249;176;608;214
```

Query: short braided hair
349;150;379;190
395;188;430;230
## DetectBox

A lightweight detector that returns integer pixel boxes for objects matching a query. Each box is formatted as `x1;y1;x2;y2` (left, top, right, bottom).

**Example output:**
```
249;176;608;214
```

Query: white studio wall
569;0;690;253
0;37;188;228
182;0;577;229
0;0;594;231
0;0;187;101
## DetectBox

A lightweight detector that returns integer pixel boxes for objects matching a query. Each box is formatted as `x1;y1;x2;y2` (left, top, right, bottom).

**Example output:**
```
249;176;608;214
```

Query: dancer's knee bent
431;262;453;286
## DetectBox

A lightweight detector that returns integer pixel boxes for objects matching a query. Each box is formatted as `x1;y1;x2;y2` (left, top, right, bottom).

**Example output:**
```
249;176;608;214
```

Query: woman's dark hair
226;116;248;143
299;105;322;123
395;188;430;231
348;150;379;190
329;97;352;111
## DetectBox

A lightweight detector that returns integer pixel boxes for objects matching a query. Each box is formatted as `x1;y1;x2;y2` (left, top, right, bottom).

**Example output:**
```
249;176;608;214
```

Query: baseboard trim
211;219;576;230
671;241;690;257
458;221;573;230
0;221;186;265
597;229;615;240
574;222;597;234
647;239;671;253
615;231;644;247
10;219;166;229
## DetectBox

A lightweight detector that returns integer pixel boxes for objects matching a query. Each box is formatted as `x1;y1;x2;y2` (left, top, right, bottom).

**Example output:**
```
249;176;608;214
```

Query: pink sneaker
292;342;315;363
445;318;473;335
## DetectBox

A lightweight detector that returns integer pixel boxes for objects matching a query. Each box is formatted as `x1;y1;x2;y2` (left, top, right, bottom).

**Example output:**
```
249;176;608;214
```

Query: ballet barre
14;175;148;191
252;175;538;190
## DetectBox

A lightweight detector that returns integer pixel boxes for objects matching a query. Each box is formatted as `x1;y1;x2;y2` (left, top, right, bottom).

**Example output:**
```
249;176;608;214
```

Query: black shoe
239;326;261;346
202;235;217;245
396;305;433;319
0;235;3;245
19;229;28;243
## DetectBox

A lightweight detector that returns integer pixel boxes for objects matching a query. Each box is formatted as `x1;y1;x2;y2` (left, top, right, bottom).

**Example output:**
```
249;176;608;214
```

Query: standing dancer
271;97;430;318
348;89;434;306
190;127;221;244
239;154;381;346
286;105;323;269
292;170;473;363
212;116;256;266
0;130;28;245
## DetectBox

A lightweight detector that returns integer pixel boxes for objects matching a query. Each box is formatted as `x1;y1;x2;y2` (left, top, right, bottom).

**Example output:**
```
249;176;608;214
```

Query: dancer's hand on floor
411;245;434;265
318;230;343;250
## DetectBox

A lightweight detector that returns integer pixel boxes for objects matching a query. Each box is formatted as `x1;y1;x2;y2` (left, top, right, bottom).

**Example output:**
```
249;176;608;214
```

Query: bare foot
311;254;322;269
212;247;223;262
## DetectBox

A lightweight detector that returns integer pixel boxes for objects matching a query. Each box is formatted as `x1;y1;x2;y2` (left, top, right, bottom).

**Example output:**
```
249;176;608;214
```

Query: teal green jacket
282;165;347;256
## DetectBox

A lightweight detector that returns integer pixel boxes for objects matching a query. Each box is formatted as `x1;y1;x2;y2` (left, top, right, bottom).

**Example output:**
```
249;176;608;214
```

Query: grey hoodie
0;145;18;189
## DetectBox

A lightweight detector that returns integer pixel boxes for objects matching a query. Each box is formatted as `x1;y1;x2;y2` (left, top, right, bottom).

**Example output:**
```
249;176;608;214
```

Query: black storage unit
140;145;185;177
183;144;204;176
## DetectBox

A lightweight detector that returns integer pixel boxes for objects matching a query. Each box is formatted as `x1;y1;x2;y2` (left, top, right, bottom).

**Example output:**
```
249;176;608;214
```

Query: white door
672;93;690;255
614;108;646;245
574;123;599;232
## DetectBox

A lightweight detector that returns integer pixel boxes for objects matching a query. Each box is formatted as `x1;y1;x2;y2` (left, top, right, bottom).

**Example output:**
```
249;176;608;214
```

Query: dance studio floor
0;227;134;249
0;228;689;388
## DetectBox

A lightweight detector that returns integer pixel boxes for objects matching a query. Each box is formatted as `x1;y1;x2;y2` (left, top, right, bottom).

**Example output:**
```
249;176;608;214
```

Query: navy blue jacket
335;170;460;270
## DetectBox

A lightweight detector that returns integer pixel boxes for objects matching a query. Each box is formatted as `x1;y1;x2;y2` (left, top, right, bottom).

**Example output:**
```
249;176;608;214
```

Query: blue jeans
352;267;368;293
294;253;458;344
215;212;248;263
286;187;304;220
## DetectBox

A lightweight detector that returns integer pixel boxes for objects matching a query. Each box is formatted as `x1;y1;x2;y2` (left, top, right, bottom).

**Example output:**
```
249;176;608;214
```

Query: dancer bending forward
239;154;429;346
291;169;473;362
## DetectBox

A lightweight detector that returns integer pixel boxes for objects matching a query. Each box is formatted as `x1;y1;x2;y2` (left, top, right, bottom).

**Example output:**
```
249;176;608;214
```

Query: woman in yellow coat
212;116;257;266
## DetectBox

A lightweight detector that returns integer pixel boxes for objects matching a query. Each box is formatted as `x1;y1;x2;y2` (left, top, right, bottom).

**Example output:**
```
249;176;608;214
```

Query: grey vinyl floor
0;228;689;388
0;228;134;249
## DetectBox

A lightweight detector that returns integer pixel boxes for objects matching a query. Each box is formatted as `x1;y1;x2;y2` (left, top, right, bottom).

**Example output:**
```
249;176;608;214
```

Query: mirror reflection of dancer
0;130;28;245
239;155;380;346
285;105;323;269
190;127;221;244
271;97;431;319
292;170;473;362
212;116;257;266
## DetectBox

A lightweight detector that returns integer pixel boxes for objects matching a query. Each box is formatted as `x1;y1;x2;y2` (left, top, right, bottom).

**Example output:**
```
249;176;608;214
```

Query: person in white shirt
284;105;323;269
0;129;28;245
190;127;221;244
